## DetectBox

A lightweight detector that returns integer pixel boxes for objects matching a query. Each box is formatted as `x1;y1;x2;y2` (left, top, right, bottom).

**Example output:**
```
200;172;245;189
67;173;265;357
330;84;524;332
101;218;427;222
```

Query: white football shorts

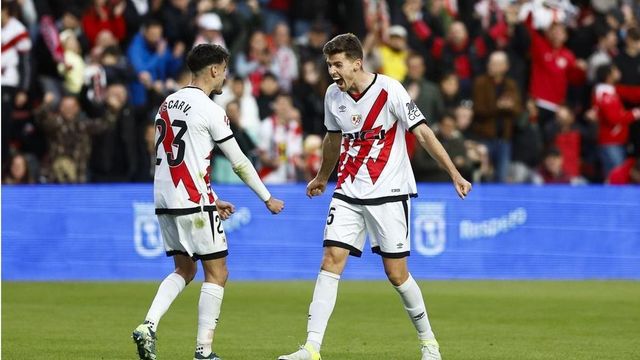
157;208;227;261
323;196;411;258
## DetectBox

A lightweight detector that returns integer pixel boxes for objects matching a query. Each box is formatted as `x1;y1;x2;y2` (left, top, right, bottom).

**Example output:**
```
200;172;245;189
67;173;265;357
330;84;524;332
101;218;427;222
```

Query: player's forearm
219;139;271;201
232;158;271;201
316;133;342;181
414;125;461;179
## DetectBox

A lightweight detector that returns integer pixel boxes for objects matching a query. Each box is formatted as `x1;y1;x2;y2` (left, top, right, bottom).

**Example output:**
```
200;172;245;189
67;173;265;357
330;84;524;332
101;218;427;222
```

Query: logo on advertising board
133;202;164;258
413;202;447;256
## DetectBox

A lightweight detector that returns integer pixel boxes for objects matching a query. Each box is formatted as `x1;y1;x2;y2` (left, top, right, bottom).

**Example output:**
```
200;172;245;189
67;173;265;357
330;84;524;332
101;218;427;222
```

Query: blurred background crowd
2;0;640;186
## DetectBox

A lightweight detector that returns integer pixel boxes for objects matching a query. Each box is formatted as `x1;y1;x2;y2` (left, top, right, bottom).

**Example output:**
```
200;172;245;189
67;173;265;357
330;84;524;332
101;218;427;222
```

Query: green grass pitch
3;281;640;359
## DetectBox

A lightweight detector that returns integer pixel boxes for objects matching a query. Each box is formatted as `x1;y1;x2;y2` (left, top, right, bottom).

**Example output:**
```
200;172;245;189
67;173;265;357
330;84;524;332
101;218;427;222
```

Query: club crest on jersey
351;114;362;126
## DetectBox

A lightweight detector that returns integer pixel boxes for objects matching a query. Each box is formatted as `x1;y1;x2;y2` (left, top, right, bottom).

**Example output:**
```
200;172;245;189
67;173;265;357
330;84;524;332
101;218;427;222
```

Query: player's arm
411;123;472;199
217;138;284;214
307;131;342;197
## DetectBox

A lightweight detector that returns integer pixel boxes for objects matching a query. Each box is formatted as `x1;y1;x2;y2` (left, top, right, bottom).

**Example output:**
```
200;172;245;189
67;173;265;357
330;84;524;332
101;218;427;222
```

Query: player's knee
321;250;347;274
175;265;197;284
385;267;408;286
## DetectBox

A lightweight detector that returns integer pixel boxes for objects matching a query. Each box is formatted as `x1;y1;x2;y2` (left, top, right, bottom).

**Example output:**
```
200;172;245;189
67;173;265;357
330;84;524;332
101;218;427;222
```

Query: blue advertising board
2;184;639;280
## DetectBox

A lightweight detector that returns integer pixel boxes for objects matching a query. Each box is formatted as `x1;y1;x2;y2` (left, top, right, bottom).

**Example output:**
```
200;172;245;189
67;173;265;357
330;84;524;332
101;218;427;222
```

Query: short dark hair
143;17;163;30
595;63;614;83
186;44;230;74
322;33;363;60
627;27;640;41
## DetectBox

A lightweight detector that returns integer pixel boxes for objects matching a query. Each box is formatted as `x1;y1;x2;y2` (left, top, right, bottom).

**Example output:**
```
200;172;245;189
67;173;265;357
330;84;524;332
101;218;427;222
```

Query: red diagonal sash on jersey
159;104;201;204
1;32;29;53
336;89;388;189
366;120;398;184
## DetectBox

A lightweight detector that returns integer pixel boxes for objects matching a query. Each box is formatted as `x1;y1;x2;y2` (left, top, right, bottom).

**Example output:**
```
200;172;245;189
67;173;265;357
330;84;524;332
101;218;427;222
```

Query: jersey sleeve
389;80;428;132
207;109;234;144
324;87;341;133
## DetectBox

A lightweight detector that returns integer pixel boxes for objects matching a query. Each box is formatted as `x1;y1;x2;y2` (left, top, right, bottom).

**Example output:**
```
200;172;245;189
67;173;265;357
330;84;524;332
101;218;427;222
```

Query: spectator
59;6;91;55
212;100;258;184
257;92;303;183
296;20;329;67
256;72;280;120
535;148;572;184
1;0;32;162
235;30;278;96
412;113;471;182
271;22;298;92
592;64;640;177
89;84;138;182
127;18;184;112
194;12;226;48
524;9;587;129
161;0;196;49
544;105;583;179
472;51;522;182
292;60;328;136
377;25;410;82
403;53;445;126
614;27;640;86
440;72;463;111
607;157;640;185
81;0;127;47
57;30;86;95
36;94;117;183
3;152;34;184
302;134;322;181
214;75;261;141
214;0;263;56
409;19;483;97
587;24;618;83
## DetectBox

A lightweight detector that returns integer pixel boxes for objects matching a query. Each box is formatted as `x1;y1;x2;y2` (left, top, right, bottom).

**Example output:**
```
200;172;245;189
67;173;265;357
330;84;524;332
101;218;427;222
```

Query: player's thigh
157;214;187;255
173;253;198;282
176;211;228;260
364;199;411;258
323;198;367;257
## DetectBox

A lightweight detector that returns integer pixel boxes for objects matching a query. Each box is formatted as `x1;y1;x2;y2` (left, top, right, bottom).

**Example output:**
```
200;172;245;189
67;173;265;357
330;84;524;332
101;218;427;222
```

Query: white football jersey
1;18;31;87
324;74;427;203
154;87;233;213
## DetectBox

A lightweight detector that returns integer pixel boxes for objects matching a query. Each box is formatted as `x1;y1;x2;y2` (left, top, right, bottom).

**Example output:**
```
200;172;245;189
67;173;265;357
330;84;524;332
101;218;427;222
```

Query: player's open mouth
333;78;344;87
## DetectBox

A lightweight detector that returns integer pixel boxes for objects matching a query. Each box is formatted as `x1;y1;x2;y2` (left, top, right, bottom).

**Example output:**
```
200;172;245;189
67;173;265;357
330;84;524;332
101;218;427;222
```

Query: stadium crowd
2;0;640;185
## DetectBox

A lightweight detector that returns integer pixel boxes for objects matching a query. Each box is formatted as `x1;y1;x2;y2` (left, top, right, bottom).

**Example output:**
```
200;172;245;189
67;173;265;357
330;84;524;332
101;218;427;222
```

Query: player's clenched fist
453;174;472;199
306;177;327;198
265;197;285;214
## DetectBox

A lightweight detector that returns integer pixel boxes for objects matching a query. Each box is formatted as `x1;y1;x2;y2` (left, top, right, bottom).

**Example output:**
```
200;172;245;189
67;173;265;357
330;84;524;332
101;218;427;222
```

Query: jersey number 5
155;119;188;166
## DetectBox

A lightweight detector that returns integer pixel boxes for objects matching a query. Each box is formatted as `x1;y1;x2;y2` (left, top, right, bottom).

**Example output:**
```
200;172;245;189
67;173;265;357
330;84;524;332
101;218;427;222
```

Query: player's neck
188;79;213;97
348;71;375;95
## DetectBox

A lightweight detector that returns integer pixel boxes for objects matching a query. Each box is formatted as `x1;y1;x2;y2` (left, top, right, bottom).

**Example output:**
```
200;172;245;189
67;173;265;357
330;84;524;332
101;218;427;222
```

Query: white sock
306;270;340;351
145;272;186;331
394;274;435;341
195;282;224;356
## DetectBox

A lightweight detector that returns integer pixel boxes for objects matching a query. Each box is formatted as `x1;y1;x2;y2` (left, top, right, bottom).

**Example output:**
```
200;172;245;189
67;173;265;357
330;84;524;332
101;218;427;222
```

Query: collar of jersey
347;73;378;103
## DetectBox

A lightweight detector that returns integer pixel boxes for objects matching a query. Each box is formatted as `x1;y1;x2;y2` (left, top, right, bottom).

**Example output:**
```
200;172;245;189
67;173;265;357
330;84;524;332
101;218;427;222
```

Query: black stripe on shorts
324;240;363;257
372;246;410;259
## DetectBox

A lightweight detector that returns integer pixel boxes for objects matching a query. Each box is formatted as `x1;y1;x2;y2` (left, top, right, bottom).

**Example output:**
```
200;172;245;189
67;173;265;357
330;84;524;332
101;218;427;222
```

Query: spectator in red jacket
607;157;640;185
82;0;127;48
592;64;640;176
525;15;587;130
544;105;582;179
